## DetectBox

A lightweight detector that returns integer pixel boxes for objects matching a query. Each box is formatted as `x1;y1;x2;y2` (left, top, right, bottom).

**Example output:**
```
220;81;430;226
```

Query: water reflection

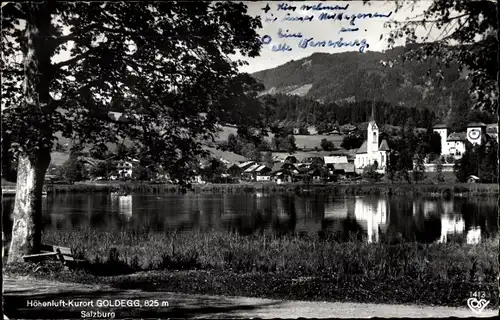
352;197;387;243
2;193;497;244
111;195;133;220
438;214;465;243
467;227;481;244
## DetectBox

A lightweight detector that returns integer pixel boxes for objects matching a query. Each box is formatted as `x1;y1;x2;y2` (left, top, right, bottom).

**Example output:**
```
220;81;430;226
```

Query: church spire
370;100;376;123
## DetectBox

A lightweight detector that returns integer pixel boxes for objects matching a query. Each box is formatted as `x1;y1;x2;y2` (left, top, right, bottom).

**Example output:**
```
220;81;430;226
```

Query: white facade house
446;132;467;158
354;118;390;174
324;156;348;165
117;161;134;178
433;122;489;159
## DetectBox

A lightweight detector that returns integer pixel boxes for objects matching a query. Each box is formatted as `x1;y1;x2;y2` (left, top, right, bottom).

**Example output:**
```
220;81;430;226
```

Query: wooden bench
23;244;84;266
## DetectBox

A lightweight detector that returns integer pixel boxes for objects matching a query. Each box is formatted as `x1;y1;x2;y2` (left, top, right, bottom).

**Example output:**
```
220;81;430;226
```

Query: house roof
108;111;123;121
355;141;368;154
333;163;355;173
324;156;348;164
227;163;241;169
244;163;261;173
486;126;498;133
302;156;323;163
255;165;271;173
272;162;284;172
467;122;486;128
433;123;448;129
379;139;390;151
272;162;298;172
238;161;255;169
447;132;466;141
355;139;390;154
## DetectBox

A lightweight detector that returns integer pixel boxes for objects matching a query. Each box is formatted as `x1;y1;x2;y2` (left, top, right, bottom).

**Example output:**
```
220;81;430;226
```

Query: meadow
214;125;345;150
5;229;498;309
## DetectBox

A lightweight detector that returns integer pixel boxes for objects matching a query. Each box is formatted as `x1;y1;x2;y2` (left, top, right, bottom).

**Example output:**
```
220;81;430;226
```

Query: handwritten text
277;28;303;38
318;11;393;26
300;3;349;11
298;37;369;53
261;33;370;54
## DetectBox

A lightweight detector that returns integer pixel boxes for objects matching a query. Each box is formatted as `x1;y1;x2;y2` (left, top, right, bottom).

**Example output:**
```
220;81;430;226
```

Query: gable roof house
242;164;272;181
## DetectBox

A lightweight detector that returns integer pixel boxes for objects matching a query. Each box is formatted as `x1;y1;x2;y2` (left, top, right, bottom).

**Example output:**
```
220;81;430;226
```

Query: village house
332;163;356;179
433;122;493;160
486;123;498;141
116;159;139;179
254;165;272;181
227;163;243;178
271;162;298;184
302;156;325;168
242;163;272;181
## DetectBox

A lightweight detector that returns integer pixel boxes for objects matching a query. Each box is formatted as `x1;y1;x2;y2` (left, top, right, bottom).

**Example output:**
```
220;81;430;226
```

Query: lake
2;193;497;243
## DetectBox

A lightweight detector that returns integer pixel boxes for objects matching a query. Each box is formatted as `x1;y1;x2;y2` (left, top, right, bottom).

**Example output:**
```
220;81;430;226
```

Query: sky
234;1;444;74
31;1;454;76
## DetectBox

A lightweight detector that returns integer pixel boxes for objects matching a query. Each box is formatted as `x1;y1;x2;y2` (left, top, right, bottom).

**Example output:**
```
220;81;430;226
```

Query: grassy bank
46;182;180;194
44;181;499;197
5;229;498;308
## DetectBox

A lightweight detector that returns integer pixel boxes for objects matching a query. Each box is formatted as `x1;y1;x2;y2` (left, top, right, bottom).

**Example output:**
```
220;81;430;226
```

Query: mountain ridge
250;47;469;121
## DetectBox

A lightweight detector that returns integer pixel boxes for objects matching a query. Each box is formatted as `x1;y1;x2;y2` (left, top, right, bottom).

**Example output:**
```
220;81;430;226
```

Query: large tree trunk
7;151;51;264
496;1;499;316
6;3;54;264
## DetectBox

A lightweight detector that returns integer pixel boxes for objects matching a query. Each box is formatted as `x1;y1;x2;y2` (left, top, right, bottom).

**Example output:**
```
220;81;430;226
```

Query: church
354;106;390;174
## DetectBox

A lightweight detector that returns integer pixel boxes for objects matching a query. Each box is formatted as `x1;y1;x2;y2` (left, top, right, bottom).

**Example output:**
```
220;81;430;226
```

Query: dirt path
3;275;497;319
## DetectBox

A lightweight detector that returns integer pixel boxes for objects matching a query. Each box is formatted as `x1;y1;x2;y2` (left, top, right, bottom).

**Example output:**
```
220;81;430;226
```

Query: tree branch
51;23;101;46
52;50;93;69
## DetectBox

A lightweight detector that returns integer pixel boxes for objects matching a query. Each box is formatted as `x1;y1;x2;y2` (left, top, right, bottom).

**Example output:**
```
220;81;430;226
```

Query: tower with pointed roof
354;103;390;174
367;102;379;155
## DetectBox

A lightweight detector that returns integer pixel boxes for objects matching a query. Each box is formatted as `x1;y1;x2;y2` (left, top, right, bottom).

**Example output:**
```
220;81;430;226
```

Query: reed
46;182;499;197
45;229;498;284
6;229;497;307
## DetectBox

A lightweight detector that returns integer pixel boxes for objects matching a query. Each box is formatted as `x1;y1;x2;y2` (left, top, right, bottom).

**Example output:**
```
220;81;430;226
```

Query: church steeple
370;101;376;123
367;101;379;154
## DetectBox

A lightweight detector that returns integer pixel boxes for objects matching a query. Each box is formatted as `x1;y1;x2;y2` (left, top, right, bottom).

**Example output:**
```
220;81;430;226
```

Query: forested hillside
251;45;496;125
266;94;436;129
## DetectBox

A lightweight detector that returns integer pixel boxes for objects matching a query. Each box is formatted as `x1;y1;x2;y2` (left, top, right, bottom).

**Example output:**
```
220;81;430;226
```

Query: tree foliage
61;155;83;183
1;1;262;263
320;139;335;151
341;135;364;150
454;141;498;183
263;151;274;168
265;94;438;129
2;2;262;185
362;163;383;183
412;154;426;183
367;0;498;113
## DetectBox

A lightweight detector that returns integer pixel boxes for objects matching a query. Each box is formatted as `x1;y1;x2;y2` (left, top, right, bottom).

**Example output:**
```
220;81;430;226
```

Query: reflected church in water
3;192;496;244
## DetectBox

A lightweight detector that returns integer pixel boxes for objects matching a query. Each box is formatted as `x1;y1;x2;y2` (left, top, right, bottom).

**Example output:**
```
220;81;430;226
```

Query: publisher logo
467;297;490;314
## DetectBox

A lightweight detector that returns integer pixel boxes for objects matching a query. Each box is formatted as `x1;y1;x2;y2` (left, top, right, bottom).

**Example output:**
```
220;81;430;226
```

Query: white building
324;156;348;165
446;132;467;157
433;122;489;159
116;161;134;178
354;111;390;174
